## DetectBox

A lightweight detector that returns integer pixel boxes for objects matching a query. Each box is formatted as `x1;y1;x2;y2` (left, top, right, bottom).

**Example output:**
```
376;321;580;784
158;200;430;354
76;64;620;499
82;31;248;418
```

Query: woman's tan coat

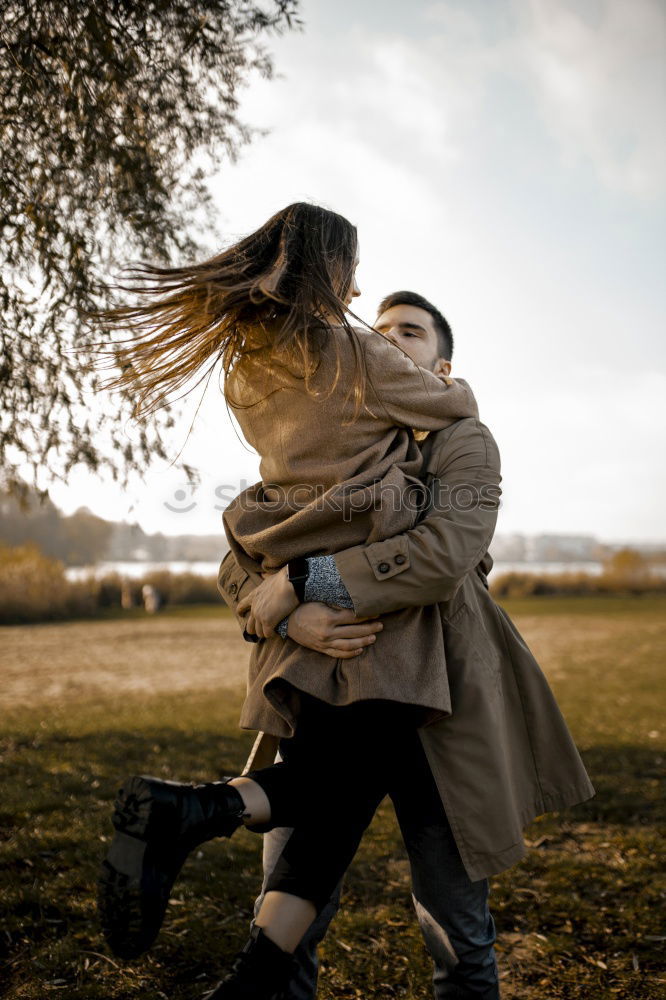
223;329;478;734
223;327;478;570
217;417;595;882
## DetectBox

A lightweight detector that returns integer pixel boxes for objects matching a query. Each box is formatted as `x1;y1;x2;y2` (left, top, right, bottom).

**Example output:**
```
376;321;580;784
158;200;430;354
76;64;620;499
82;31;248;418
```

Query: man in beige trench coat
217;290;595;999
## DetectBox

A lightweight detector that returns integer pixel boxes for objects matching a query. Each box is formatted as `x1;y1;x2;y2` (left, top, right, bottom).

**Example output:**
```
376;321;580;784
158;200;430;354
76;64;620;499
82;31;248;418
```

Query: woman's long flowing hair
93;202;368;418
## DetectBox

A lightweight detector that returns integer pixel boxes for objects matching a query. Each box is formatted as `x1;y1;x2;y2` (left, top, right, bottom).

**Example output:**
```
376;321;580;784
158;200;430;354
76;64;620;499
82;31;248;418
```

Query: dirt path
2;606;662;711
0;615;251;709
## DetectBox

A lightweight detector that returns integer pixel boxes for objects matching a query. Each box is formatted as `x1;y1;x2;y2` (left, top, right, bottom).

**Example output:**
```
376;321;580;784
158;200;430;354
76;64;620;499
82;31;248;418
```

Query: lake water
64;559;606;581
65;560;226;581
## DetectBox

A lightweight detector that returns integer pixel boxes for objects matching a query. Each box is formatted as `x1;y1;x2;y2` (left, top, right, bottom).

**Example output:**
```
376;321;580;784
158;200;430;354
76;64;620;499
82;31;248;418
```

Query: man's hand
285;603;383;658
237;566;299;638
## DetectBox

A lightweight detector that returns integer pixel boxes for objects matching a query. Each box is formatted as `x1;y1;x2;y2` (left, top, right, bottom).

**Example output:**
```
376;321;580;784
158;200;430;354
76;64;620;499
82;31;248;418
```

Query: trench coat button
394;554;406;566
229;583;238;595
378;562;390;574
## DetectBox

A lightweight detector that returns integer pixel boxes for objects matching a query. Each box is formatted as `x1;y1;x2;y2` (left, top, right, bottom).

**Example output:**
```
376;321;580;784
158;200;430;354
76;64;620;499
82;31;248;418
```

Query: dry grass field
1;596;664;999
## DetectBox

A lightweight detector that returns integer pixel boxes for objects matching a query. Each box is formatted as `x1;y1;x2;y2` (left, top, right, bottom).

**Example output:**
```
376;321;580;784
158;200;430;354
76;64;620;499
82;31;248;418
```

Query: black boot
97;774;246;958
203;925;298;1000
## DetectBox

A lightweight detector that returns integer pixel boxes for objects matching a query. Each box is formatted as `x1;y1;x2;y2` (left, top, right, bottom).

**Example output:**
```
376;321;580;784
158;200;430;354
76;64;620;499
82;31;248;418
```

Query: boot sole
97;775;188;959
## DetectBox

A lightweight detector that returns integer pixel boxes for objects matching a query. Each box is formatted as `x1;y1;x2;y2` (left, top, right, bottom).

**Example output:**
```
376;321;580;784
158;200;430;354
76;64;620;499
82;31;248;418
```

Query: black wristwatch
287;557;310;604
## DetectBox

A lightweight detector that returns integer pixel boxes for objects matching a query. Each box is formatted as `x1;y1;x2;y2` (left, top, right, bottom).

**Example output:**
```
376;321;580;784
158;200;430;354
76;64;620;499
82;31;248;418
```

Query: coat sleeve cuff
333;535;411;617
361;535;411;580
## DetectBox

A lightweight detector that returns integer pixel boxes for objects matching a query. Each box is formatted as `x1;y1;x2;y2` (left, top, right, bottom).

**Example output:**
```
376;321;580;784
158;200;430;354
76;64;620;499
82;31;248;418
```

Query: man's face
374;303;451;376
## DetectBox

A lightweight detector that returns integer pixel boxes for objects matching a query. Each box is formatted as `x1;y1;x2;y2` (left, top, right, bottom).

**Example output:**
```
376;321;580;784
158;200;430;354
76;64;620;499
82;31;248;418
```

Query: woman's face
343;246;361;307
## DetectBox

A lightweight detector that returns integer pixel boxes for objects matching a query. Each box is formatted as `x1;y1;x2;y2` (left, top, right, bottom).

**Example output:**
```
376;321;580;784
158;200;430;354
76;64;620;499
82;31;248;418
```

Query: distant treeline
0;486;225;566
1;541;665;625
0;543;222;624
491;547;666;598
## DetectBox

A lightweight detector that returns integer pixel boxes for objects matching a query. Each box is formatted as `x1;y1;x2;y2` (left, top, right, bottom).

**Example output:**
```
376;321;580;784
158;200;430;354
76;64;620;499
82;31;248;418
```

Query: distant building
526;535;600;562
489;534;527;561
490;533;610;563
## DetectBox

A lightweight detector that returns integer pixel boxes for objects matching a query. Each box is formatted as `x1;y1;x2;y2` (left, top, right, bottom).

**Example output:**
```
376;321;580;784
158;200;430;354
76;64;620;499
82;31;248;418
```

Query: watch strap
287;557;309;603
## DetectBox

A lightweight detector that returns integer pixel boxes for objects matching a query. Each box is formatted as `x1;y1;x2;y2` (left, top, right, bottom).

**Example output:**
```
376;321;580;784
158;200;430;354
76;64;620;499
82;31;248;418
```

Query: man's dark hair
376;290;454;360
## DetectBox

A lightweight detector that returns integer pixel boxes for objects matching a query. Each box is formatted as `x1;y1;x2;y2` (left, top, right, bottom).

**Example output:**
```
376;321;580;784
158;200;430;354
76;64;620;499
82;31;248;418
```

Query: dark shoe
97;774;246;959
203;925;298;999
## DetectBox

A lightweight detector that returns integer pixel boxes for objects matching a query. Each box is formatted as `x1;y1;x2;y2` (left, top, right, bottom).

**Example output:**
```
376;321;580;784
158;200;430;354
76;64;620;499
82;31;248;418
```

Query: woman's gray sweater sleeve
276;555;354;639
304;555;355;608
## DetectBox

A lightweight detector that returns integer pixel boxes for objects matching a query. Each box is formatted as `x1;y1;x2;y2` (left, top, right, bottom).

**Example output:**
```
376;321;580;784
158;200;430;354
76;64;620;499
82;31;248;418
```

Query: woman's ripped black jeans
245;692;426;912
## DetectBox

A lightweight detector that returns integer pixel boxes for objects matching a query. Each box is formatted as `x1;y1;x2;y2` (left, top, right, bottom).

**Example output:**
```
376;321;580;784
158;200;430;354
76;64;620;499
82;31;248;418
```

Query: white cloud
403;0;666;198
492;366;666;540
516;0;666;198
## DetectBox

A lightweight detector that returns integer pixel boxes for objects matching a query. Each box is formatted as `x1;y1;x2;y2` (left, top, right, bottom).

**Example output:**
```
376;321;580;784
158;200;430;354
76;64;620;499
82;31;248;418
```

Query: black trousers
245;692;427;912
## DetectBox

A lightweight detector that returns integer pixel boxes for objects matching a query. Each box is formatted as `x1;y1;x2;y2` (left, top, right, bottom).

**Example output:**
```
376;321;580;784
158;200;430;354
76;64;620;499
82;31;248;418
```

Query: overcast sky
48;0;666;543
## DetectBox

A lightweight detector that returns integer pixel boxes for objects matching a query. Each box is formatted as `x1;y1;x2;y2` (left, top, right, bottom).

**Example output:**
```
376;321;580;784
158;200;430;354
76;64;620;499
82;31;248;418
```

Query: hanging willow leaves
0;0;301;503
